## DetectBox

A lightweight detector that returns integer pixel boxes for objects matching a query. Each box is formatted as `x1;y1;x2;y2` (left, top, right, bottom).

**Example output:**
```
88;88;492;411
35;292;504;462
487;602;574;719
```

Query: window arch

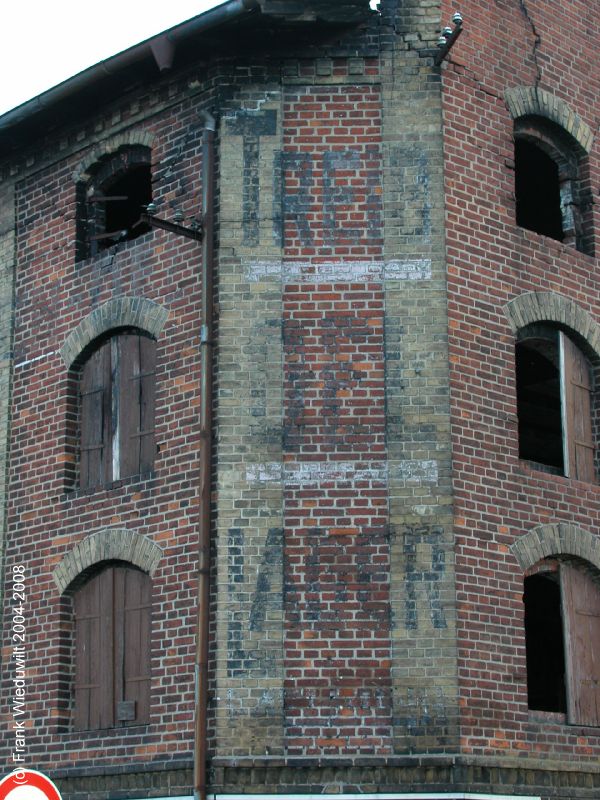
515;324;596;482
76;144;152;261
513;115;593;255
77;330;157;489
524;558;600;726
72;563;152;729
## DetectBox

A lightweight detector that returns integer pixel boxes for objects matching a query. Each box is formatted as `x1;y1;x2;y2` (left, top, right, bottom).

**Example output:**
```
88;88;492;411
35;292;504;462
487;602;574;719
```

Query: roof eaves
0;0;259;137
0;0;373;151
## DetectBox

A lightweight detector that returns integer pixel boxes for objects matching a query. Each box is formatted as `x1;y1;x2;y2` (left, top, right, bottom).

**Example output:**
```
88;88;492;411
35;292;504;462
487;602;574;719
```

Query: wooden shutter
118;334;156;479
74;569;114;729
113;567;152;725
561;563;600;726
75;567;152;729
80;340;111;488
560;332;595;482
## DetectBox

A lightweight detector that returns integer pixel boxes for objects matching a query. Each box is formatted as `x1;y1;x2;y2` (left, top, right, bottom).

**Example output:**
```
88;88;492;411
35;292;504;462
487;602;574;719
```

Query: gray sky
0;1;223;116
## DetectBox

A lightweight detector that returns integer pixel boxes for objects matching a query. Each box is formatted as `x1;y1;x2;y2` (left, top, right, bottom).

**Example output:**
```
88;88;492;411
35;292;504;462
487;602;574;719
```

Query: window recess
74;565;151;730
80;332;156;489
516;329;595;482
515;139;563;242
76;146;152;261
524;561;600;726
513;117;594;256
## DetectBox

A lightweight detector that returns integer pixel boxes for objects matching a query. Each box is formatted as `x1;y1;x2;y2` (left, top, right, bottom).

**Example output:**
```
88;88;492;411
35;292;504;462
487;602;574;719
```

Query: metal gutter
0;0;258;135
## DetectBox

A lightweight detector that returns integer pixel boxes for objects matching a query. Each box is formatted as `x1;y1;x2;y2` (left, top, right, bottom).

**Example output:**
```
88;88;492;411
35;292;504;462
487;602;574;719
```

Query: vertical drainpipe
195;108;216;800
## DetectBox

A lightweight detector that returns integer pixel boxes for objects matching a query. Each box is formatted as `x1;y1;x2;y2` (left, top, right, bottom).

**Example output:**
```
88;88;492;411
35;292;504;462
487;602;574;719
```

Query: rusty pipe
194;108;216;800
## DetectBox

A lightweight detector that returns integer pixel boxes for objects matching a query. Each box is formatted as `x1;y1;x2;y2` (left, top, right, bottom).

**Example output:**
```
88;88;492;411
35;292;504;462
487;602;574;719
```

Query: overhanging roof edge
0;0;259;137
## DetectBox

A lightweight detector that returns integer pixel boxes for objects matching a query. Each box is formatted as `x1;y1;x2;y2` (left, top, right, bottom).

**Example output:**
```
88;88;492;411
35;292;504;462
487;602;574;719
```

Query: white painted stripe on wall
245;459;438;487
391;459;439;484
384;258;432;280
243;259;432;283
15;350;56;368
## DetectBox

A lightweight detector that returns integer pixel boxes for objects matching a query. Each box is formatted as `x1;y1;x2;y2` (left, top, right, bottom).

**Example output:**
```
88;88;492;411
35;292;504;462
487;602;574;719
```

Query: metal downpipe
194;108;216;800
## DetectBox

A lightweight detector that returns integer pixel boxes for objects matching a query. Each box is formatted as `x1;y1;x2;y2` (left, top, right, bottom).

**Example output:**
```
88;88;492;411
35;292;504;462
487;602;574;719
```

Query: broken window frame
514;116;594;256
75;145;152;261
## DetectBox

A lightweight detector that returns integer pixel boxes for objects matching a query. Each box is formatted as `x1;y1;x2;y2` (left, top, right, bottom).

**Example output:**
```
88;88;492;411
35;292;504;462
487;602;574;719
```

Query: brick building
0;1;598;799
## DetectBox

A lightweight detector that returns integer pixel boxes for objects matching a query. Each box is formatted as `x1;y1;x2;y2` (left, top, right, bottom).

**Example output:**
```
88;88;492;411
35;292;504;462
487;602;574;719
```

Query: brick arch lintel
504;291;600;359
53;528;163;594
504;86;593;154
511;523;600;573
72;131;155;184
59;296;169;368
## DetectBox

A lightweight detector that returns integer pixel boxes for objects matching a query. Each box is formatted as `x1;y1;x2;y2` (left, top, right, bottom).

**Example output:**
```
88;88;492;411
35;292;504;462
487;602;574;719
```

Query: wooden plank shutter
560;332;595;482
74;569;114;729
80;340;111;488
138;336;157;474
561;563;600;726
117;568;152;724
118;334;156;479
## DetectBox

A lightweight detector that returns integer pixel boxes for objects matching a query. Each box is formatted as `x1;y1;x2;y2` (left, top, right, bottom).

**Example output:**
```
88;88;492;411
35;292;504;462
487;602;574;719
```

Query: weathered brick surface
0;0;599;797
211;757;600;799
380;12;459;755
279;82;392;755
0;180;15;616
214;87;286;757
442;0;600;768
0;86;208;775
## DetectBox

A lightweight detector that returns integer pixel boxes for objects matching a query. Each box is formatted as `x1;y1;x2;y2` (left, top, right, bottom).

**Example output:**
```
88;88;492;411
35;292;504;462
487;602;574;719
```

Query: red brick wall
2;96;206;770
281;84;393;754
442;0;600;760
1;72;396;769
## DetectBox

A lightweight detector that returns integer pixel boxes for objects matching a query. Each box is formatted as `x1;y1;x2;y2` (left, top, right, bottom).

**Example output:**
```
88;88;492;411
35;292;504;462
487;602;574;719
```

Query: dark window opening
523;562;600;726
76;146;152;261
513;116;594;256
524;572;566;713
101;165;152;246
516;336;563;471
74;564;151;730
516;330;595;482
515;139;564;242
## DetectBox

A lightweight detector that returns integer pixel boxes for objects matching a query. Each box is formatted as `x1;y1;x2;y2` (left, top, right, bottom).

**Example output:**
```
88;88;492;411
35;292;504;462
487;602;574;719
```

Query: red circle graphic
0;770;62;800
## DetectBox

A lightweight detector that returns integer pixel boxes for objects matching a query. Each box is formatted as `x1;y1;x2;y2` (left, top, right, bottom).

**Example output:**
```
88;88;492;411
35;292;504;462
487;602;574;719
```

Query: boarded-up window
524;562;600;726
516;330;595;482
74;565;152;729
80;333;156;489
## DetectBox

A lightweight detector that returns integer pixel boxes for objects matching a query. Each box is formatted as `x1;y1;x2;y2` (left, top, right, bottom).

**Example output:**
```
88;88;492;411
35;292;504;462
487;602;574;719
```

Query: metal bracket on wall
434;11;463;66
135;212;203;241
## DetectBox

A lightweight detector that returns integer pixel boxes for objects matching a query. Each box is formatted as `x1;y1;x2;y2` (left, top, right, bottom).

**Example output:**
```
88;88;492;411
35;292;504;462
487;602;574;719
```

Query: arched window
515;327;595;482
76;145;152;261
74;564;152;729
524;560;600;726
514;116;593;255
79;331;156;489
